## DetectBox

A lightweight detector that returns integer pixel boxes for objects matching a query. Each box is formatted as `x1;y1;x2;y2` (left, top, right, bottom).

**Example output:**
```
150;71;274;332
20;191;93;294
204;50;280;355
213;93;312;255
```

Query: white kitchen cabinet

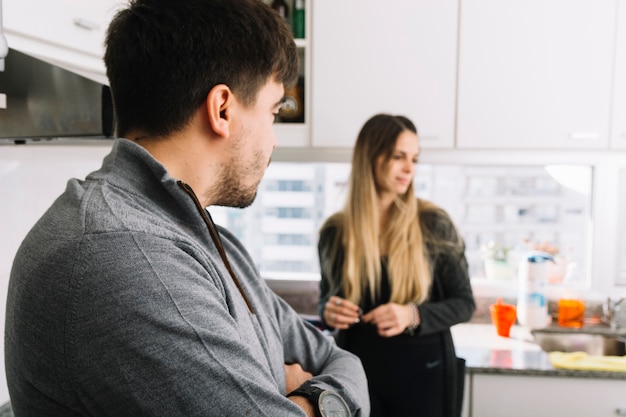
461;373;470;417
3;0;124;84
612;0;626;149
457;0;616;150
471;373;626;417
310;0;458;149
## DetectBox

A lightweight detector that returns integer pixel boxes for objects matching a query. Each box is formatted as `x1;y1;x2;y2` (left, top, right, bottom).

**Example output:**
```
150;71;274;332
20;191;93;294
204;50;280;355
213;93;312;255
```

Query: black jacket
317;199;476;417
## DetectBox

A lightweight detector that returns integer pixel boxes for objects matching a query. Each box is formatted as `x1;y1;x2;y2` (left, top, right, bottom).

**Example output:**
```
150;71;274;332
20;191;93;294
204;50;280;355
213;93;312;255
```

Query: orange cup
490;299;517;338
558;298;585;328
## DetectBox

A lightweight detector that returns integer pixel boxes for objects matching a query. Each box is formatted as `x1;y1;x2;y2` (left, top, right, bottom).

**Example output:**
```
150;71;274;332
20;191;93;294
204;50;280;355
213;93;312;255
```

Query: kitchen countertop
452;323;626;380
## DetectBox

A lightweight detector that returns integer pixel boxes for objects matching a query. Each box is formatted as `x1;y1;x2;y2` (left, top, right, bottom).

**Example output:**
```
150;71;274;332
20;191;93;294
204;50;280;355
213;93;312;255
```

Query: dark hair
352;113;418;175
104;0;298;138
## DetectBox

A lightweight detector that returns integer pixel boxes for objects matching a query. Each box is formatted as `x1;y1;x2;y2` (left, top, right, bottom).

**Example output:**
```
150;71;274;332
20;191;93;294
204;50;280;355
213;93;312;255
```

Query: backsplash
267;279;608;326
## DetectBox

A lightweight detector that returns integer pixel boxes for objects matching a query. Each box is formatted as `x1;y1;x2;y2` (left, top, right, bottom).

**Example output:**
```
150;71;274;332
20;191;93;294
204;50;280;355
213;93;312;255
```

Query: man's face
214;78;284;208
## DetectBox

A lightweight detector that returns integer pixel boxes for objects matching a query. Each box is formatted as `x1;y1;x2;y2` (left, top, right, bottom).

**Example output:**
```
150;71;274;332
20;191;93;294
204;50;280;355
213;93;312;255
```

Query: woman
317;114;475;417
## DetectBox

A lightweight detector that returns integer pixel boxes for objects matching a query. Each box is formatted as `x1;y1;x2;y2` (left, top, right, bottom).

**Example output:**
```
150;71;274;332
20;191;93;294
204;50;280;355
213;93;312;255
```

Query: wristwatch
287;385;350;417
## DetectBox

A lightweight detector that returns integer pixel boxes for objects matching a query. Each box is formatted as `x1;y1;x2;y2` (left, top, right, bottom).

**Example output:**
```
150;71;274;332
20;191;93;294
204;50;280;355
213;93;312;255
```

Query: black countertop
452;324;626;380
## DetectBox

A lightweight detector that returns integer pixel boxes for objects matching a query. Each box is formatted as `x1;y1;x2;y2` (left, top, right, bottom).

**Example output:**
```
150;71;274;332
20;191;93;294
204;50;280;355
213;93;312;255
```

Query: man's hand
284;363;315;416
284;363;313;394
288;395;316;417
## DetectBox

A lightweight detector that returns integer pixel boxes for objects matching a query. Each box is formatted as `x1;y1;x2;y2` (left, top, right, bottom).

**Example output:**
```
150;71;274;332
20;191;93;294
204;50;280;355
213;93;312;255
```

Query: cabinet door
311;0;458;149
457;0;616;149
461;373;470;417
4;0;123;84
612;0;626;149
472;374;626;417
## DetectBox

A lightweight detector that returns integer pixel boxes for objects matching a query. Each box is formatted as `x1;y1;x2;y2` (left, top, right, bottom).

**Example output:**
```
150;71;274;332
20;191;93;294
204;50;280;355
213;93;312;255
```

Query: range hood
0;48;114;143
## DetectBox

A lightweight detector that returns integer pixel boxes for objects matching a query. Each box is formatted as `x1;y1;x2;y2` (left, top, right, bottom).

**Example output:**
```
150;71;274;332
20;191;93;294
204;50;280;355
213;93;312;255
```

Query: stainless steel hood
0;48;114;143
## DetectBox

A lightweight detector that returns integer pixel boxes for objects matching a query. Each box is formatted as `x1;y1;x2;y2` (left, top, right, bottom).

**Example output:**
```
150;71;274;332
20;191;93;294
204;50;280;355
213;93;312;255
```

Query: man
4;0;369;416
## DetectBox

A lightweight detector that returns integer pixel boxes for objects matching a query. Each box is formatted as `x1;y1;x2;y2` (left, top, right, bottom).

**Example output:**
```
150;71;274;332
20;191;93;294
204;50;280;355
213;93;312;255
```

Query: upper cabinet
457;0;616;150
3;0;124;84
310;0;458;149
612;0;626;149
4;0;624;152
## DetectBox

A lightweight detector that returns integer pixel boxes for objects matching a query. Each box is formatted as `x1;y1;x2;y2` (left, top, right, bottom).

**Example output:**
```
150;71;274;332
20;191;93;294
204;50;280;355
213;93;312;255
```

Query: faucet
0;0;7;111
603;296;626;331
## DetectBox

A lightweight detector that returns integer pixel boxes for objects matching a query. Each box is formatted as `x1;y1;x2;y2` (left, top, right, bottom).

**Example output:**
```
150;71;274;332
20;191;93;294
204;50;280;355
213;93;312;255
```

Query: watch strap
287;386;324;417
287;385;324;399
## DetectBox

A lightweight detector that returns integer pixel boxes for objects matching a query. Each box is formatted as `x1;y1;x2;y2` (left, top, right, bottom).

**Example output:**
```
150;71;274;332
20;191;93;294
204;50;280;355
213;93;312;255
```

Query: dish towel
549;351;626;372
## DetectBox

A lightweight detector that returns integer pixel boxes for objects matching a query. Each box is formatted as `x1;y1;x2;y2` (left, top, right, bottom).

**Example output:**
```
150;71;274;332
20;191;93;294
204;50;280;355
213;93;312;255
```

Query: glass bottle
292;0;305;39
278;76;304;123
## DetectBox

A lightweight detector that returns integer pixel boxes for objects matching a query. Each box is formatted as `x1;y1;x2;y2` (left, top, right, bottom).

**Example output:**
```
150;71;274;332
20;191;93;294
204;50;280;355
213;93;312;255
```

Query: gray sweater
5;139;369;417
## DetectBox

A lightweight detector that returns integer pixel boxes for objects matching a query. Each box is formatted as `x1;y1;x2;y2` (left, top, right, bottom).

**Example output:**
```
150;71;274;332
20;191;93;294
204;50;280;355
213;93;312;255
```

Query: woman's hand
324;296;361;329
362;303;419;337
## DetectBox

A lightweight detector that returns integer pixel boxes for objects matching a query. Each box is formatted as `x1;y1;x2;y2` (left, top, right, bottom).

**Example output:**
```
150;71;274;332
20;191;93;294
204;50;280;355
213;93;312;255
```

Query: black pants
345;328;445;417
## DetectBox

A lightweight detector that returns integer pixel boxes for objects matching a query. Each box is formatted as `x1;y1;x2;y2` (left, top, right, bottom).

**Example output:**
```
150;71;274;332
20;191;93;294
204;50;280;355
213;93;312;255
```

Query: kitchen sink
531;329;626;356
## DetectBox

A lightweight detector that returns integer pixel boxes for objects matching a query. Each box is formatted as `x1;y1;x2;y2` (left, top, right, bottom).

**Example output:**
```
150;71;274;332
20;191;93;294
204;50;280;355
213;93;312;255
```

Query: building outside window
210;162;592;287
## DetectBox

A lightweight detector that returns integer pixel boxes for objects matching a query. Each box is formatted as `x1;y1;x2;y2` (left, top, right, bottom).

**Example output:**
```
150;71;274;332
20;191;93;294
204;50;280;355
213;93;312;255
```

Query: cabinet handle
73;18;100;31
569;132;599;140
616;407;626;415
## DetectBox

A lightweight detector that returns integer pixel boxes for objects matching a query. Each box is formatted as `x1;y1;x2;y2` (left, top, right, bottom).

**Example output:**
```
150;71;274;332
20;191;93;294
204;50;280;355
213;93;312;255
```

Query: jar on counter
557;292;585;328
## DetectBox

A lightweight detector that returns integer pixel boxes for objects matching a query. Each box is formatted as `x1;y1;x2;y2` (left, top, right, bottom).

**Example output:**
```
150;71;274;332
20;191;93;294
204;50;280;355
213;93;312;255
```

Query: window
617;168;626;286
265;179;312;192
209;162;593;287
264;234;313;246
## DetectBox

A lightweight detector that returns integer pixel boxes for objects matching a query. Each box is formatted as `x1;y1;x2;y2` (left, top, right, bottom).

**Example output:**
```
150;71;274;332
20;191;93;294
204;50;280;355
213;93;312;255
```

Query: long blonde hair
324;114;432;305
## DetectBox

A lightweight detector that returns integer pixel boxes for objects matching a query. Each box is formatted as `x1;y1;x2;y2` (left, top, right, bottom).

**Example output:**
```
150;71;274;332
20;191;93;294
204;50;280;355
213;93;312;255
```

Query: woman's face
374;130;420;199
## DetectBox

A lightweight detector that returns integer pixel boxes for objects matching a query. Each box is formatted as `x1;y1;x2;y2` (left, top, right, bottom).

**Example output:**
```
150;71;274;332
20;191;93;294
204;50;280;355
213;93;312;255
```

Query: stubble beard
213;150;267;209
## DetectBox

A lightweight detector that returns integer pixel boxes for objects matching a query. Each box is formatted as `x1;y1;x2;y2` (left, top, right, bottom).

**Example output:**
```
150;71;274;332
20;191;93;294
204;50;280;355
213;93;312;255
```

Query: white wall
0;142;112;404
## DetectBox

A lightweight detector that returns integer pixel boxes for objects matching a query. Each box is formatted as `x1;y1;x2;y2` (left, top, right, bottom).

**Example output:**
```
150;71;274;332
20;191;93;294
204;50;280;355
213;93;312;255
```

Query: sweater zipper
177;180;255;314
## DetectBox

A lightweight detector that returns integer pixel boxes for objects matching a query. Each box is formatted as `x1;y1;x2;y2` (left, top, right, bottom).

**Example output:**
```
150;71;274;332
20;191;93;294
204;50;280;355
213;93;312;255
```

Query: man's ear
206;84;232;138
